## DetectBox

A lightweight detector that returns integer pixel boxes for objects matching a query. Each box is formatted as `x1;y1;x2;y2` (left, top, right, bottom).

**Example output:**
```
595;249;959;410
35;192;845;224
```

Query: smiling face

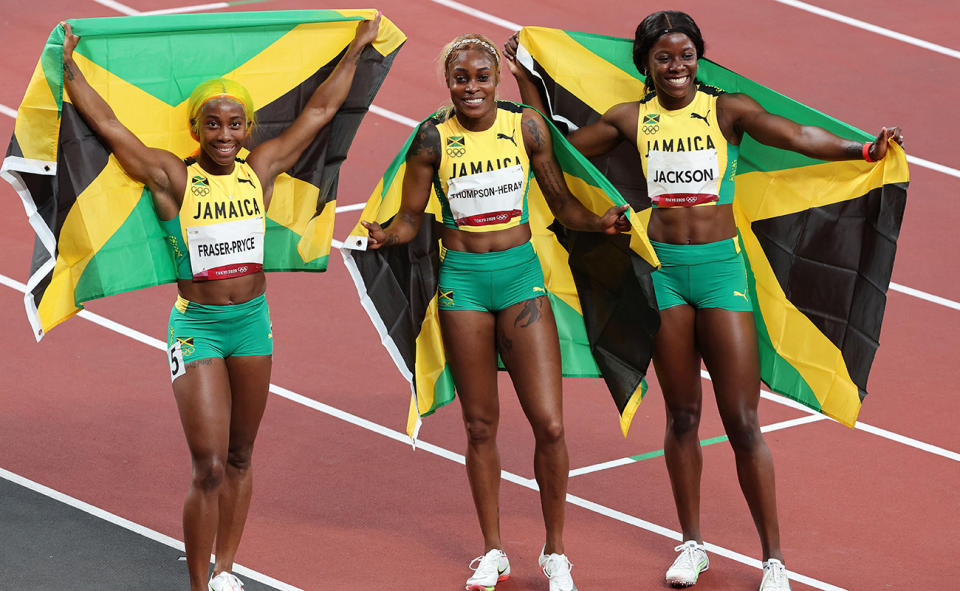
446;48;499;130
195;98;249;174
647;32;699;109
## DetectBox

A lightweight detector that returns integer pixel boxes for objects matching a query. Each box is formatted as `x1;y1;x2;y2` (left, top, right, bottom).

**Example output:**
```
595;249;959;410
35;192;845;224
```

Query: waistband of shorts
440;241;536;271
650;237;740;266
175;293;266;315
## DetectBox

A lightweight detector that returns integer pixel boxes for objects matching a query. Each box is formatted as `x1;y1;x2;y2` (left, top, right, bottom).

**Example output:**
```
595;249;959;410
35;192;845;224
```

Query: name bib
647;149;720;207
446;164;525;227
186;217;265;281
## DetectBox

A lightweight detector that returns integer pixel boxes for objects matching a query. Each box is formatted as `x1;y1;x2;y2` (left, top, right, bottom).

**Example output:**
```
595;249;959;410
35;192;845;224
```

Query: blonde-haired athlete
364;33;630;591
60;15;380;591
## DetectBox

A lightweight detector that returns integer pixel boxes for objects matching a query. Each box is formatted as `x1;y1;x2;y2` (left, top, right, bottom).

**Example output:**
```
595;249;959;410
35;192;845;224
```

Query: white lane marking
142;3;229;15
429;0;520;31
570;414;826;477
0;104;17;119
0;467;302;591
891;281;960;311
774;0;960;60
710;369;960;463
368;104;420;128
91;0;141;15
333;202;366;213
907;155;960;180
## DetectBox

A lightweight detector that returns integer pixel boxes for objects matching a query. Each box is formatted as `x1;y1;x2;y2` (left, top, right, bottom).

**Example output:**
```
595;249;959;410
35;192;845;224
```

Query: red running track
1;1;958;589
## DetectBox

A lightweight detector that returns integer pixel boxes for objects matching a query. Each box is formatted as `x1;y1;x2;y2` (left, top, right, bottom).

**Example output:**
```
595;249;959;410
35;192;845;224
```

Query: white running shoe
538;547;577;591
665;540;709;587
465;548;510;591
760;559;792;591
208;571;244;591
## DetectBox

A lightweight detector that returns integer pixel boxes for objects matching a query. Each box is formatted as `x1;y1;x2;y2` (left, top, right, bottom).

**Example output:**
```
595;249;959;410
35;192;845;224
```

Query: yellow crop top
636;83;738;208
433;101;532;231
160;157;266;281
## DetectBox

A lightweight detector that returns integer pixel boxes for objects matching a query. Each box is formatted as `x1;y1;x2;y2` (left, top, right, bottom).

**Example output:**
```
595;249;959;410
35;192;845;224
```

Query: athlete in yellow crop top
61;17;381;591
363;33;629;591
507;11;902;591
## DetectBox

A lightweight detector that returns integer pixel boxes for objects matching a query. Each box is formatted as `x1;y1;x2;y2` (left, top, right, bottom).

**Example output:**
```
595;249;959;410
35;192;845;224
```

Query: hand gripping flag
514;26;909;427
2;10;405;340
341;102;661;440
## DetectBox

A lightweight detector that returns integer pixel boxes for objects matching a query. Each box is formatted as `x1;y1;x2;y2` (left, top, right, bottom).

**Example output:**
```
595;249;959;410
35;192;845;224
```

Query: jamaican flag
341;103;661;439
515;26;909;427
1;10;405;340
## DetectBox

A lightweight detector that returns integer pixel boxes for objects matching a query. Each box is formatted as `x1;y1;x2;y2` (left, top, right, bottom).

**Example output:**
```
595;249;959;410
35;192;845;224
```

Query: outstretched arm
504;32;628;157
60;22;184;218
361;122;440;249
249;13;381;185
522;109;630;234
719;92;904;161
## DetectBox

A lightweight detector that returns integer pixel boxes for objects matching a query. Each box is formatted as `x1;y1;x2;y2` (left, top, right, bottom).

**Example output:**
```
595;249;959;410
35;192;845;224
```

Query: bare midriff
648;203;738;244
439;223;532;253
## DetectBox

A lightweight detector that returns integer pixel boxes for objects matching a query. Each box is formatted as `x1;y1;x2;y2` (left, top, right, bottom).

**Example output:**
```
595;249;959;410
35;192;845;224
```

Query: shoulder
601;100;641;132
406;118;442;164
717;91;761;115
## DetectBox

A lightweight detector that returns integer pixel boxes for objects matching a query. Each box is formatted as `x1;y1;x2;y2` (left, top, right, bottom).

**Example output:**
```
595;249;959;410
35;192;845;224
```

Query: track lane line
570;414;827;477
0;467;302;591
773;0;960;60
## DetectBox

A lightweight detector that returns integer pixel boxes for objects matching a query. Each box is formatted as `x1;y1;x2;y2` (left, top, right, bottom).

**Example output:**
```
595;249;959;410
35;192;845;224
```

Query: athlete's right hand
61;22;79;61
360;220;387;250
502;33;526;79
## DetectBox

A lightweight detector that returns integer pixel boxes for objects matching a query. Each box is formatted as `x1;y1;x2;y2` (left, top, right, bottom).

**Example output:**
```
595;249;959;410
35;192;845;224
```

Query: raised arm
719;92;904;161
504;32;631;158
60;22;184;218
522;109;630;234
362;121;441;249
248;13;381;187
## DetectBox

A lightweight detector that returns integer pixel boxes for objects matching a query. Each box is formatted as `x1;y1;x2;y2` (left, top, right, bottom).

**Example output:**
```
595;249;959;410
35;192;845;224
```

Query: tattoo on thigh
497;331;513;354
185;358;214;369
515;297;543;328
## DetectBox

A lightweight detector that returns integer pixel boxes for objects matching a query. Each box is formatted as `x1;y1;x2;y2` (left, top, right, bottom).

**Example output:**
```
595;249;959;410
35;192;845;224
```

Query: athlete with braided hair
364;33;629;591
506;10;902;590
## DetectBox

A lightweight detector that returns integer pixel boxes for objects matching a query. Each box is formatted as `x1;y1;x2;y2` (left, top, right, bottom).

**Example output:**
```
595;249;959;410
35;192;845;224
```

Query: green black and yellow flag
341;103;661;439
1;10;405;340
514;26;909;427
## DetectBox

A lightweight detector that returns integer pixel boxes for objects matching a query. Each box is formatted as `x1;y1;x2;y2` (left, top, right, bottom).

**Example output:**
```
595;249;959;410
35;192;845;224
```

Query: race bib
647;149;720;207
446;164;525;227
187;217;265;281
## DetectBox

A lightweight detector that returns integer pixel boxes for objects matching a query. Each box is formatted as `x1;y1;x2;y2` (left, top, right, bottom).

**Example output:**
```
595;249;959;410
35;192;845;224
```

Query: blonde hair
435;34;502;122
187;78;255;140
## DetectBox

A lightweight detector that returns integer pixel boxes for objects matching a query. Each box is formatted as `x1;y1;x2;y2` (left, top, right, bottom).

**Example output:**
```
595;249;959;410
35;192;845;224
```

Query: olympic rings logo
642;125;659;135
446;147;466;157
191;186;210;197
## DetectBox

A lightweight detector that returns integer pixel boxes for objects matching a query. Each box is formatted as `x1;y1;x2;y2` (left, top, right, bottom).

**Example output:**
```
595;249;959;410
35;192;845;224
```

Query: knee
666;406;701;439
464;416;497;446
533;419;565;447
191;456;226;493
227;443;254;472
723;412;763;453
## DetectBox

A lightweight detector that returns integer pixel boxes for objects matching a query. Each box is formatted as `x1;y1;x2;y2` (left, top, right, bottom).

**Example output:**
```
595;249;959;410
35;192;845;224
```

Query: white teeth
463;98;483;105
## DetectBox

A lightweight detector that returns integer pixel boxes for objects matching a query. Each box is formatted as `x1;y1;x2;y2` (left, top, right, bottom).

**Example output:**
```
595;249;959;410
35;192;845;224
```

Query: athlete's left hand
598;204;631;234
353;11;381;48
866;126;904;161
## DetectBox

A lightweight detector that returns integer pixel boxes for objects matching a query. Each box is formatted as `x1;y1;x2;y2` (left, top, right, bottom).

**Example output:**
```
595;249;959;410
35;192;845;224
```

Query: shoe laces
763;559;787;583
469;550;503;578
671;541;703;570
541;553;574;579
